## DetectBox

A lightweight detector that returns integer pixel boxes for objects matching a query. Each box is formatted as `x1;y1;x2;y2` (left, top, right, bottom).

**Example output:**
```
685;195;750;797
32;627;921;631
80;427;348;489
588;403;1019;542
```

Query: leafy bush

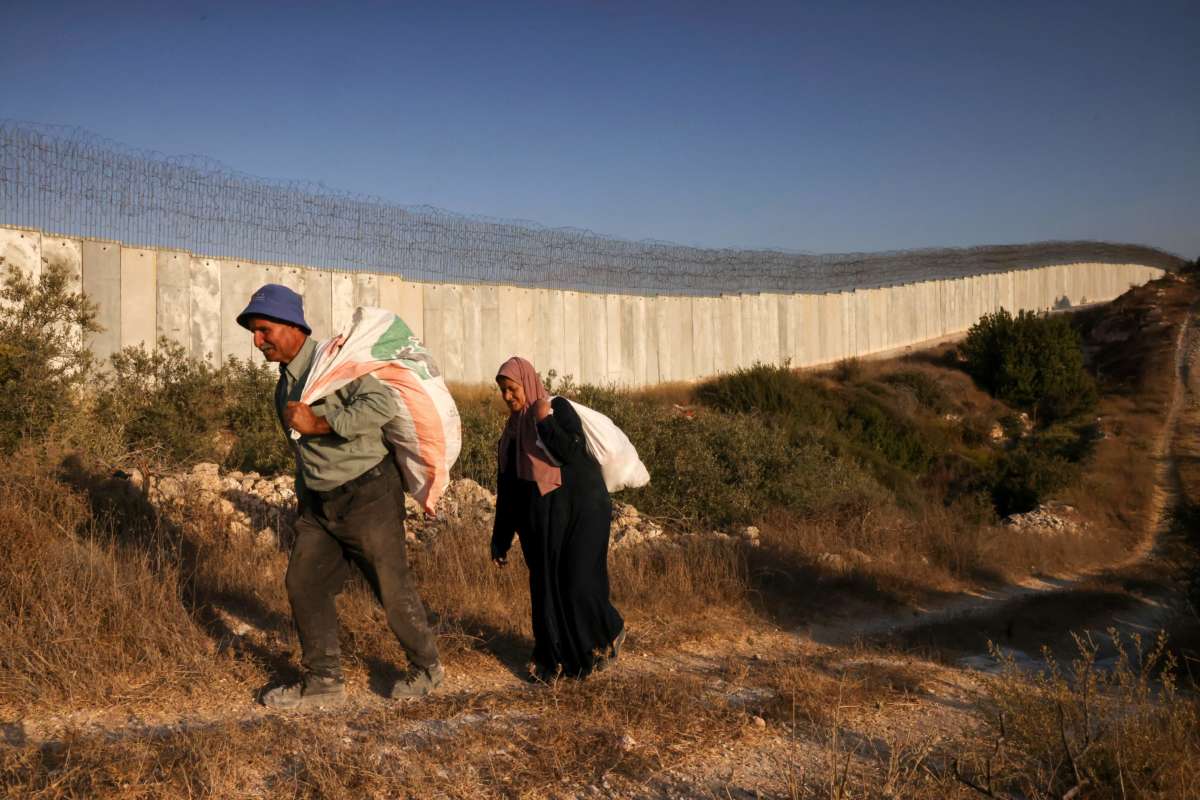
454;376;886;529
696;364;935;477
0;263;98;452
221;357;291;474
94;340;225;465
452;389;507;490
92;341;288;472
881;369;952;413
961;309;1097;424
839;389;936;474
621;410;884;528
989;445;1077;516
695;363;836;426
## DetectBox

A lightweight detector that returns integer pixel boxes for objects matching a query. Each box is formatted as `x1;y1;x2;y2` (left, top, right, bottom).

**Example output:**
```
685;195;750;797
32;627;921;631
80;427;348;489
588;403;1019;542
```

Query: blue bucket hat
236;284;311;335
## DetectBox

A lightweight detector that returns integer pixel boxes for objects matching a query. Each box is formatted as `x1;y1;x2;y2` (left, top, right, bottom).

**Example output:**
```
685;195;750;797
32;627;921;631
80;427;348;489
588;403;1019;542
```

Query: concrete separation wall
0;226;1169;387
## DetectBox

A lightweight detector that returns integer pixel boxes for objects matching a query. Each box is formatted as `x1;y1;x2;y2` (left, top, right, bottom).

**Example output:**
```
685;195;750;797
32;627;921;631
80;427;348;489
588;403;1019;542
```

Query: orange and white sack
294;306;462;514
540;397;650;493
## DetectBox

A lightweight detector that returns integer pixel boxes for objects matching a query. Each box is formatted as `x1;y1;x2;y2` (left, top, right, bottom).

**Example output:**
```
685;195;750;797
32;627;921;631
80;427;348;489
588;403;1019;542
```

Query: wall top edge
0;224;1169;300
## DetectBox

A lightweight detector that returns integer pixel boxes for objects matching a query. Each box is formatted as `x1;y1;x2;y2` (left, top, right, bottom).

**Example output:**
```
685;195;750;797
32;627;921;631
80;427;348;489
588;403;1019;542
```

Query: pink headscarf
496;356;562;496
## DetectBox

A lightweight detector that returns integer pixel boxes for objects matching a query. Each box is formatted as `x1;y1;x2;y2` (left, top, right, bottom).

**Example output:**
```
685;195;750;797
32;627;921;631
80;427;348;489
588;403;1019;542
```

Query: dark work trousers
286;459;439;678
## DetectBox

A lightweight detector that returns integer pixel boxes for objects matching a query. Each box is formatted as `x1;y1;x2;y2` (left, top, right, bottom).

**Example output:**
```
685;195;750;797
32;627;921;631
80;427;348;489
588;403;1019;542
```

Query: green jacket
275;337;397;493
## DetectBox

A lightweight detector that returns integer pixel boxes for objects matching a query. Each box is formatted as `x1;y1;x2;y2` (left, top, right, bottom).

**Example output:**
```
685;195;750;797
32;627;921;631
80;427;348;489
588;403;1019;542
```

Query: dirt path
799;309;1196;660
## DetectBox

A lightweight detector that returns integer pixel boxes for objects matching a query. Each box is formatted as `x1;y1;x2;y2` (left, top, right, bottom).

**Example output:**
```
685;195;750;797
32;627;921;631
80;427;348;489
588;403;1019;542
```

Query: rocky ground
127;462;761;552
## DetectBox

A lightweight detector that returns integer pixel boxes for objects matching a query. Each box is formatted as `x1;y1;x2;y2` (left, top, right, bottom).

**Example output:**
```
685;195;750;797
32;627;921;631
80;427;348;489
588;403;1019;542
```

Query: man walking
236;284;443;709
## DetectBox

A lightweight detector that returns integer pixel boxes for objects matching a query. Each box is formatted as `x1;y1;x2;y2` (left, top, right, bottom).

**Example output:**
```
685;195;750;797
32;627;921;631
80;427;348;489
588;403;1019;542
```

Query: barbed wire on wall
0;120;1185;294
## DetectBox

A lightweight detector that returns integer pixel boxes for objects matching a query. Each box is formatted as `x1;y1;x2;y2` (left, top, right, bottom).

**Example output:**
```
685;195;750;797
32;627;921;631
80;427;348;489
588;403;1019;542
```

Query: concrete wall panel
511;287;537;364
650;296;672;382
41;236;84;348
494;285;518;365
620;294;646;386
354;272;379;308
440;283;466;383
120;248;156;352
545;289;566;380
302;271;333;341
156;251;191;352
821;293;846;364
692;296;716;378
459;284;484;385
188;258;221;363
761;293;781;365
605;294;623;384
0;227;40;283
41;235;81;290
421;283;446;371
798;293;819;366
643;295;661;385
716;295;741;373
673;296;695;380
477;284;503;383
219;261;265;362
378;277;423;341
579;292;607;384
332;273;355;333
82;241;121;363
562;291;582;384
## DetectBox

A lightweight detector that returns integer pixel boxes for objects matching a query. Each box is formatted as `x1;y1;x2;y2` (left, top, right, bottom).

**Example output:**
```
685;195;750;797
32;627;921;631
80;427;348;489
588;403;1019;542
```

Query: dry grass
0;448;234;717
1;670;751;799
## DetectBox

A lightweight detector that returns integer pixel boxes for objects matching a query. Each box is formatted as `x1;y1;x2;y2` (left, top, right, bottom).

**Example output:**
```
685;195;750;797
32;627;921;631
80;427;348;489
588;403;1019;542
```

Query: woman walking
491;356;625;680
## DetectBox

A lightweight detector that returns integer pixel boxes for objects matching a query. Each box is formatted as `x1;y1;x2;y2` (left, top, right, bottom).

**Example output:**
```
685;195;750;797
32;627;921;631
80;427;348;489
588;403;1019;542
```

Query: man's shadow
57;455;298;688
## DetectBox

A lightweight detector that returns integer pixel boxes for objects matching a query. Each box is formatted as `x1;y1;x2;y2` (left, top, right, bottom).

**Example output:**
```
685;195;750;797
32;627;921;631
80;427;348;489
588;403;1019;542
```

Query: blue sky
3;0;1197;258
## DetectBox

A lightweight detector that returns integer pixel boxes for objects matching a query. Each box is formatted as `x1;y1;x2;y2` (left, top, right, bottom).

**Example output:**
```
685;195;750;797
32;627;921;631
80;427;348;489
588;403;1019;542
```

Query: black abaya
491;396;624;677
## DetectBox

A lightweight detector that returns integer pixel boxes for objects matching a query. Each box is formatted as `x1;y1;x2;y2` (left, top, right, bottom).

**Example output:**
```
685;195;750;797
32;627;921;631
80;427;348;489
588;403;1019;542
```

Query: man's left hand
285;402;332;435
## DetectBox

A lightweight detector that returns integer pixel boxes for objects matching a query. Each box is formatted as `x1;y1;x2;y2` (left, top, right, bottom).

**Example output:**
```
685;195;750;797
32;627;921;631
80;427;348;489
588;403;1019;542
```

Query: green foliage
988;422;1091;516
0;262;99;452
221;357;291;474
696;364;935;477
881;369;953;414
453;392;507;490
91;341;288;472
989;445;1076;516
95;340;225;464
694;362;835;426
619;409;885;528
452;376;885;529
961;308;1097;424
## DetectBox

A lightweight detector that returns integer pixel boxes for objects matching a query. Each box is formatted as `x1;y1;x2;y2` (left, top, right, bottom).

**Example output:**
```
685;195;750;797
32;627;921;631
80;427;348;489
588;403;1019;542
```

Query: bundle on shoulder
295;306;462;514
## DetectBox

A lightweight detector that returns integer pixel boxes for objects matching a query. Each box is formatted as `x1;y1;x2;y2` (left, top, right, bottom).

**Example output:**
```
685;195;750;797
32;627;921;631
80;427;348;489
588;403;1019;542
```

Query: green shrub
839;389;935;474
0;263;99;452
452;392;507;490
696;364;935;477
881;369;952;413
91;343;289;472
695;363;836;427
619;405;884;529
961;309;1097;424
94;339;225;465
221;357;291;474
989;444;1077;516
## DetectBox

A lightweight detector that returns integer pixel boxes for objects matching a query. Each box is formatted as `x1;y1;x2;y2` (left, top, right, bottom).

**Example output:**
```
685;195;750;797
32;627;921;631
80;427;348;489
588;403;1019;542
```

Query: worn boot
390;662;444;698
262;673;346;710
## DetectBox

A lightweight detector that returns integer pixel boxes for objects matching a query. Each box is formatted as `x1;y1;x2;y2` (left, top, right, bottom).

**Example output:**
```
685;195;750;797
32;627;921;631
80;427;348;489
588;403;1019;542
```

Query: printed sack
294;306;462;514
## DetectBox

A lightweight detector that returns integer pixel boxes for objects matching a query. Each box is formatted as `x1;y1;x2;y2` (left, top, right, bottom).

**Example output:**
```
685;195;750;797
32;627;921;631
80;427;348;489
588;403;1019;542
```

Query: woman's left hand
532;398;552;421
